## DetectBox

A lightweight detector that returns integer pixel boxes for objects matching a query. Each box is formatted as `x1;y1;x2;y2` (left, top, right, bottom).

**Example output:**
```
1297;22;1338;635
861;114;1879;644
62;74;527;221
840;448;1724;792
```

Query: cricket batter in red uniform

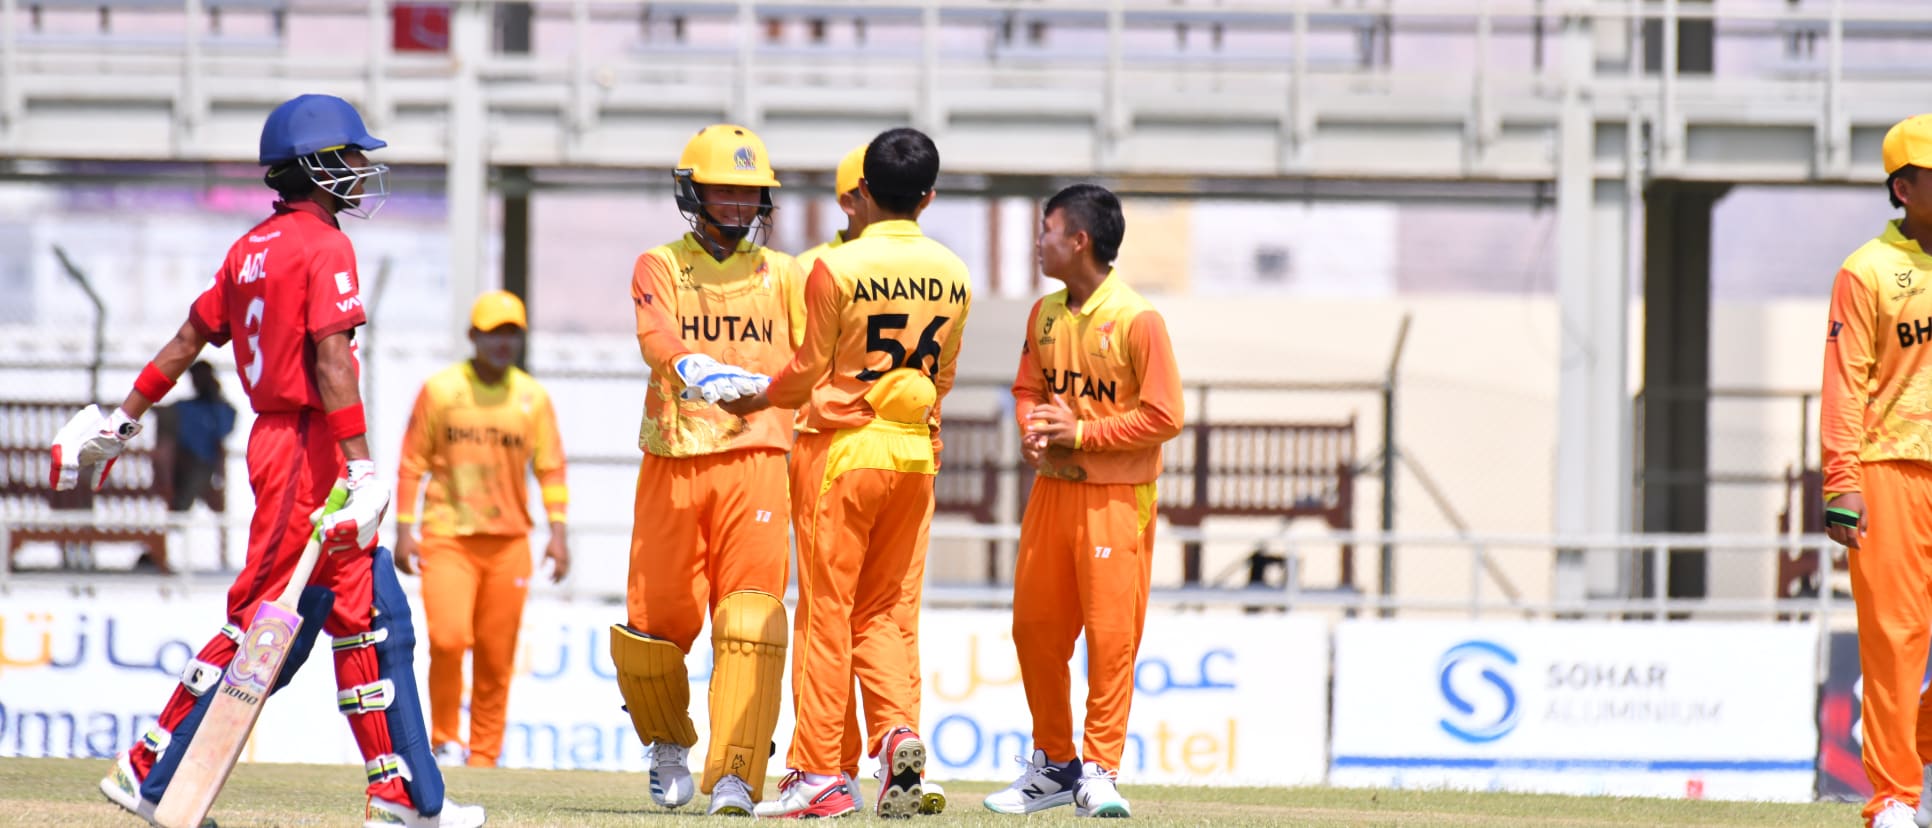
52;94;482;828
989;184;1183;819
1823;113;1932;828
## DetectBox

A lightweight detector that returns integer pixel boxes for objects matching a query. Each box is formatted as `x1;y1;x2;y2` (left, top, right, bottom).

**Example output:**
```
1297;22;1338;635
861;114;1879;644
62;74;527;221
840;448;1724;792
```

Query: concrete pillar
1639;182;1729;599
446;0;488;349
1553;10;1635;604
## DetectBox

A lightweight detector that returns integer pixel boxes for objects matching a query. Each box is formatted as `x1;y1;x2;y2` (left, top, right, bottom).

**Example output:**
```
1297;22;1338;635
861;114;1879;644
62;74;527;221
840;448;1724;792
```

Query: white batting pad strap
364;753;414;784
330;628;389;652
337;679;396;715
180;658;222;696
141;727;171;754
220;623;243;643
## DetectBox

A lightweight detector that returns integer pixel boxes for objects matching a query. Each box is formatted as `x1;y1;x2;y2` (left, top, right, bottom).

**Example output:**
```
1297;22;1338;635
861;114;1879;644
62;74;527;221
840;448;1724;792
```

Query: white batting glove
319;459;390;555
674;353;770;404
49;404;142;492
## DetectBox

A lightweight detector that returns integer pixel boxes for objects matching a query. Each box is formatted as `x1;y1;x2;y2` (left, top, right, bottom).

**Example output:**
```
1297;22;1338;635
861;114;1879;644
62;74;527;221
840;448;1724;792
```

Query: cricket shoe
433;742;466;768
98;751;161;826
982;749;1078;814
365;795;487;828
707;774;753;816
918;780;947;815
875;727;926;819
1073;763;1130;818
751;771;857;818
649;742;695;809
1878;799;1918;828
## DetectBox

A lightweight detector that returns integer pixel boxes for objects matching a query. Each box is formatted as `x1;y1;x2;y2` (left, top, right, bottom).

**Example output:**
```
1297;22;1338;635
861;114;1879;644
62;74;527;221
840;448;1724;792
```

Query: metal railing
3;0;1930;179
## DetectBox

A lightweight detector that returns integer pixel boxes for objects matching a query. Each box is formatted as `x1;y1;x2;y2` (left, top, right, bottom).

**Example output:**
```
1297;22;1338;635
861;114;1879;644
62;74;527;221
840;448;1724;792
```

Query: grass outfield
0;757;1862;827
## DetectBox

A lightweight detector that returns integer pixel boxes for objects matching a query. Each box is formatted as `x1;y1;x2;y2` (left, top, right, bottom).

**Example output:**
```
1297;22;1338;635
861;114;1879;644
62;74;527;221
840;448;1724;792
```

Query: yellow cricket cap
864;367;935;425
835;145;867;197
470;290;528;331
1884;114;1932;174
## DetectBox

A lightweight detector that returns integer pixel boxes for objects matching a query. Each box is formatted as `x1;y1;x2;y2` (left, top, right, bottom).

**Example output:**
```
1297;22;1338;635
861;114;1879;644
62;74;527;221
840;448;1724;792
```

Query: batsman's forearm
120;321;208;417
315;332;370;462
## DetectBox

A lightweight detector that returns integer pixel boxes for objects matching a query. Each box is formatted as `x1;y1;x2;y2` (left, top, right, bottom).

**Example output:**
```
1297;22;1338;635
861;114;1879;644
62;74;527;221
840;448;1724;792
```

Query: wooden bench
933;415;1358;587
1775;465;1844;604
0;401;177;573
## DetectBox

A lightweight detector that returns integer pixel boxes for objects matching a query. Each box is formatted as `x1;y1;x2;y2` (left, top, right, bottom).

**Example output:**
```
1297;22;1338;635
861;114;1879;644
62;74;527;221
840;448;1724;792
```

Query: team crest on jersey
1097;320;1116;352
734;146;758;171
1039;316;1057;346
756;260;771;290
1900;270;1916;288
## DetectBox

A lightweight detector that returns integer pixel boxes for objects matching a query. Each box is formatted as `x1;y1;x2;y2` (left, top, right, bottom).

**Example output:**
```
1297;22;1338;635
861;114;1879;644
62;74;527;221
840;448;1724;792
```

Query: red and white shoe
874;727;926;819
751;771;857;819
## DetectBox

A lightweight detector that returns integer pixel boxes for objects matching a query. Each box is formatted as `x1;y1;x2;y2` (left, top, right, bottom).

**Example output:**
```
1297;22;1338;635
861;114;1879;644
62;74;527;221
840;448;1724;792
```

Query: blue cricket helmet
258;94;387;166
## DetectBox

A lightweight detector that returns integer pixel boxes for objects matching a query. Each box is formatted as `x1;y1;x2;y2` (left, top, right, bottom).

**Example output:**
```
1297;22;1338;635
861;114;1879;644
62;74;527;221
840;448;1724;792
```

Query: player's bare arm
315;330;390;554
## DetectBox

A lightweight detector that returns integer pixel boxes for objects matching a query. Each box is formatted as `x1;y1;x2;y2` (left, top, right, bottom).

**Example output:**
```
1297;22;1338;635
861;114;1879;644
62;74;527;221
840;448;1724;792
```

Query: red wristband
326;404;367;441
133;363;175;402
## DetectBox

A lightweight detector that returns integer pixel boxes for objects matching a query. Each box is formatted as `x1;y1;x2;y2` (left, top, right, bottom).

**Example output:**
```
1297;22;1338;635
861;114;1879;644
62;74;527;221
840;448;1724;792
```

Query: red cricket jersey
188;201;367;413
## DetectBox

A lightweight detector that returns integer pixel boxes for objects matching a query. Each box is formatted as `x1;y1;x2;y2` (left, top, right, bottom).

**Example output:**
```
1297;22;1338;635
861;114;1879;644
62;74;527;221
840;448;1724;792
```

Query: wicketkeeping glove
319;459;390;554
674;353;770;404
49;404;142;492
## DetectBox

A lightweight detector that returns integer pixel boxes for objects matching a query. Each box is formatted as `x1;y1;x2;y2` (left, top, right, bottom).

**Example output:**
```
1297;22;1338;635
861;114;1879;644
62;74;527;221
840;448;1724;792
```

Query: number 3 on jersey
860;313;949;381
236;249;271;391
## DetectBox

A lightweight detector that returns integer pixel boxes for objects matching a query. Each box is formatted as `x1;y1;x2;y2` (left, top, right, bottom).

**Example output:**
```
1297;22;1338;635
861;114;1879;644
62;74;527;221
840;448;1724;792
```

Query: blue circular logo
1437;640;1520;744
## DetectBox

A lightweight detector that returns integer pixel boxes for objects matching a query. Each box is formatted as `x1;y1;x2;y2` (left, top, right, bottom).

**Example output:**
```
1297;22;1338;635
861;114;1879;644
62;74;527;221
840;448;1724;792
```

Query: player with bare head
611;124;804;816
723;126;971;819
53;94;482;828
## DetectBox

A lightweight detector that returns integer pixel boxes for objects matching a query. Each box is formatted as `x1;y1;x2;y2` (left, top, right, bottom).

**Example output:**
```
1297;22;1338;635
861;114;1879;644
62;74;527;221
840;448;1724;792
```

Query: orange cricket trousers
839;505;933;778
420;532;531;767
1013;477;1157;772
1852;460;1932;824
626;448;791;654
787;429;934;775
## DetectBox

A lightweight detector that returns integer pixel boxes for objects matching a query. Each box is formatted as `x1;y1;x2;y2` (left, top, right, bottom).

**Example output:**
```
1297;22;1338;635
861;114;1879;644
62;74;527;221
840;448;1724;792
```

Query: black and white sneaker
981;749;1079;815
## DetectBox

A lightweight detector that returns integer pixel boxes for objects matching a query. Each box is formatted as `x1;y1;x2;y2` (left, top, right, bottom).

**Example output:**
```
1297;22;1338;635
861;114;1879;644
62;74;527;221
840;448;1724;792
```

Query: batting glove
320;459;389;555
674;353;770;404
49;404;141;492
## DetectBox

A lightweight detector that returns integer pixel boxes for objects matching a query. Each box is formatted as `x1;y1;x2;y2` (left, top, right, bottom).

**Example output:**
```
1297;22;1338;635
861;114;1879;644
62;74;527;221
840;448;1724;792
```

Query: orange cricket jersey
767;220;972;436
1012;271;1184;486
631;234;805;457
787;233;846;433
396;362;567;537
1822;220;1932;496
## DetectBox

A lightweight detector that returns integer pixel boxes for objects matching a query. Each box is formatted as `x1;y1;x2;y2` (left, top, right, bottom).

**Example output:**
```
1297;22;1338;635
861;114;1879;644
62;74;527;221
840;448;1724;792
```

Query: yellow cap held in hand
865;367;936;425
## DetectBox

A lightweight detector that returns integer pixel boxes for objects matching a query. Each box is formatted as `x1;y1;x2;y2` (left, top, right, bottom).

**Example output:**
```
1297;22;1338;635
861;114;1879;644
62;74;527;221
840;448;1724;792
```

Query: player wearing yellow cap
394;290;570;770
611;124;805;816
1822;113;1932;828
793;144;947;816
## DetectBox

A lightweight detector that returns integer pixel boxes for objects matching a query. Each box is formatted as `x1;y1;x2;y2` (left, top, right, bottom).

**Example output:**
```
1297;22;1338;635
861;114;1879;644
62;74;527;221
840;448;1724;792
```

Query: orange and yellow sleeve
786;257;809;351
1822;266;1877;498
1011;302;1048;432
532;390;568;524
1082;311;1185;451
768;259;844;409
394;385;437;526
632;254;693;379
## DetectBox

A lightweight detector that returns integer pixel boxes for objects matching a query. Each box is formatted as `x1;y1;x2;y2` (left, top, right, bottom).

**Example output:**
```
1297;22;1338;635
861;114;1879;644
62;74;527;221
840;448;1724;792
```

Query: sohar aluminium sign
1329;621;1817;802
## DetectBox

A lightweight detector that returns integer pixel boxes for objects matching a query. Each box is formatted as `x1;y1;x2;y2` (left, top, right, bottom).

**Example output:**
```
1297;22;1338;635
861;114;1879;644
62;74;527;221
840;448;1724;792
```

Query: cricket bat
153;481;349;828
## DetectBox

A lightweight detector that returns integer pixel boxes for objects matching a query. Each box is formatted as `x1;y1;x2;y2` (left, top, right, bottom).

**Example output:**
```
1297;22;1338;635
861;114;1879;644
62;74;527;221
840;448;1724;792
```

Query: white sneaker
649;742;694;809
97;751;158;823
708;773;753;816
1073;762;1131;818
365;795;488;828
751;771;857;818
1879;799;1918;828
434;742;467;768
843;771;866;813
982;749;1079;814
1918;765;1932;828
919;779;947;815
